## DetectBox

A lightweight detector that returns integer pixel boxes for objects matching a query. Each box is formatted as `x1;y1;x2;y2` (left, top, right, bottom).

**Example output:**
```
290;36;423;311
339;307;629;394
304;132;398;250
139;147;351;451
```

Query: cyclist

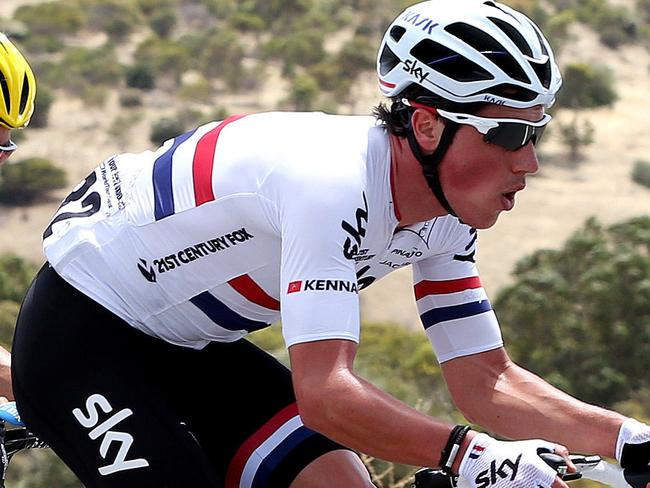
0;31;37;487
0;31;36;401
9;2;650;487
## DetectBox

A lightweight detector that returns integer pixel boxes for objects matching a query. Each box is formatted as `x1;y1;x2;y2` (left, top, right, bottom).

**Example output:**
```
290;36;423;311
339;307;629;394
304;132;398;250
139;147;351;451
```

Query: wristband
440;424;471;475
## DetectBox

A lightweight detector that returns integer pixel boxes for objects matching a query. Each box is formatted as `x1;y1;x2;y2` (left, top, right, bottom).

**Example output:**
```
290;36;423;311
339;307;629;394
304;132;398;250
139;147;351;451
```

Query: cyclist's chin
455;208;501;229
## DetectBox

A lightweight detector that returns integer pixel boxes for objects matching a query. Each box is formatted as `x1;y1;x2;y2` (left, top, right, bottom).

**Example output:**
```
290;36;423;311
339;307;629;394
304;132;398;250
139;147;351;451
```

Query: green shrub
598;7;638;48
32;60;66;89
557;63;618;109
496;216;650;406
137;0;175;17
29;85;55;129
150;8;177;38
240;0;311;28
264;30;326;75
135;37;190;84
0;157;67;205
337;35;376;79
14;2;85;37
632;160;650;188
178;77;213;103
288;74;318;111
193;30;245;90
544;10;576;52
0;254;38;303
308;59;344;92
19;34;64;54
0;301;19;350
76;0;141;40
125;62;156;90
569;0;638;47
150;117;186;146
58;46;123;91
119;90;143;108
558;115;594;163
229;11;267;31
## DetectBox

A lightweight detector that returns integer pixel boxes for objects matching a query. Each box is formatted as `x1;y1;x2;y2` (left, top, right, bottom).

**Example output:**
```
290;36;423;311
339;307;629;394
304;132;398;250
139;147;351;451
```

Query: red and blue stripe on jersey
414;276;492;328
189;274;281;333
153;115;246;221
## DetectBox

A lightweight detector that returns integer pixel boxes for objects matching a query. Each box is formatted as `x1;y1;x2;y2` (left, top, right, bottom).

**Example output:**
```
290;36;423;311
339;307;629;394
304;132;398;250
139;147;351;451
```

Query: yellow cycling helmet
0;33;36;129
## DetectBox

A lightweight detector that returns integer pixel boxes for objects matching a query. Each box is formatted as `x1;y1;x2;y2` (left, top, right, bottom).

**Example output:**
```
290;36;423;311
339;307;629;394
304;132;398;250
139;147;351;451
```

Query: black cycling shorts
12;264;349;487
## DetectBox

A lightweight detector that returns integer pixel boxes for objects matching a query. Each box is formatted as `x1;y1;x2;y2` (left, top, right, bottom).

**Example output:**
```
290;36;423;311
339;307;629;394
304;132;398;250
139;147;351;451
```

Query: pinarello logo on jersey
287;280;358;294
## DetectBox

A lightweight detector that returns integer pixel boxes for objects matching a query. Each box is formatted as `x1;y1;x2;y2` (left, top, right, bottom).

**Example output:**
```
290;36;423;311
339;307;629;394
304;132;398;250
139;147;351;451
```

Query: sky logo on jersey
137;227;254;281
287;280;358;294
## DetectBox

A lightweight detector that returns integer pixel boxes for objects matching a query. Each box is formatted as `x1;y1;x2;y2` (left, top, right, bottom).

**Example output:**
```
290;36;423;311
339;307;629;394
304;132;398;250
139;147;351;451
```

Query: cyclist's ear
411;108;444;153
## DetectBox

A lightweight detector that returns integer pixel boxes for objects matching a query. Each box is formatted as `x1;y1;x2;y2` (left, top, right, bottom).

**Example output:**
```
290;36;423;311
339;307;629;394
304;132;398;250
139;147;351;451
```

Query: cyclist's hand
617;418;650;470
458;433;571;488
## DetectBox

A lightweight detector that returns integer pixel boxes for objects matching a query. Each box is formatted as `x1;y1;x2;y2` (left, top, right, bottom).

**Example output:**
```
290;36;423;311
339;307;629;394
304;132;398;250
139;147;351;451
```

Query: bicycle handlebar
411;453;650;488
0;402;48;462
0;402;24;427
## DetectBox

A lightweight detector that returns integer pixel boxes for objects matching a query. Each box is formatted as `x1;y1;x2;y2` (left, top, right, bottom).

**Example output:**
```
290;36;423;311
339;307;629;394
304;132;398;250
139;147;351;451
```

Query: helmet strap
405;119;459;217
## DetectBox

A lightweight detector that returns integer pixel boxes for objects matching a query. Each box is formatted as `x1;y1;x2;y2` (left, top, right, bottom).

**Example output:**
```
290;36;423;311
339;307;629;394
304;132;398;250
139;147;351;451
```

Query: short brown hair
373;86;486;136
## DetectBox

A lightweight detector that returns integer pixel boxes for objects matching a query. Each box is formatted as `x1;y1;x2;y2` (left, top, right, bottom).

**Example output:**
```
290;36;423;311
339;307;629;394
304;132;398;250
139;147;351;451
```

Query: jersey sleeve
413;223;503;363
273;167;366;348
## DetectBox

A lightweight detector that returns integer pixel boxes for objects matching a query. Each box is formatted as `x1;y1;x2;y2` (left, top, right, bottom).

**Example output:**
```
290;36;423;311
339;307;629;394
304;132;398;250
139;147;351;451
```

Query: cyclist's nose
512;144;539;175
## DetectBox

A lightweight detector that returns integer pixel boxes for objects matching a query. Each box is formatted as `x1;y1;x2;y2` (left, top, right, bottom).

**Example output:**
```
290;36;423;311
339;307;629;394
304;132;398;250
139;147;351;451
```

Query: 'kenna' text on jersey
287;279;358;294
138;227;254;281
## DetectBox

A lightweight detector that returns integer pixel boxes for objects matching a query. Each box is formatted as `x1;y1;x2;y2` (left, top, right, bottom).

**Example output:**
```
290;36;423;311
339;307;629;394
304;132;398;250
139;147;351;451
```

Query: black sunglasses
404;100;551;152
437;109;551;151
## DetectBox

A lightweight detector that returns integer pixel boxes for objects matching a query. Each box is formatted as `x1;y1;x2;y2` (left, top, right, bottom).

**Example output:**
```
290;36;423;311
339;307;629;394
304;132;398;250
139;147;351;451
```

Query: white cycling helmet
377;0;562;108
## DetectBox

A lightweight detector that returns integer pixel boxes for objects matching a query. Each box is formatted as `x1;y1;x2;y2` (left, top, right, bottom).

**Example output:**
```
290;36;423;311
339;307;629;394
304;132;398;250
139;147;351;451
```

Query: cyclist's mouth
501;191;517;210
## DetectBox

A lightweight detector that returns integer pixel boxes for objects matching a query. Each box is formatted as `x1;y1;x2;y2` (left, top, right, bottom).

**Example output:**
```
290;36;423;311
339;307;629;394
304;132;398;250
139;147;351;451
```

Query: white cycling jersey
43;111;502;362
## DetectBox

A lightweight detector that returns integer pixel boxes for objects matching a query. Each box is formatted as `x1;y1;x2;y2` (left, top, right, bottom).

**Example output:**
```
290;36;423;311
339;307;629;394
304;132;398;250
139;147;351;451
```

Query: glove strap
440;424;471;475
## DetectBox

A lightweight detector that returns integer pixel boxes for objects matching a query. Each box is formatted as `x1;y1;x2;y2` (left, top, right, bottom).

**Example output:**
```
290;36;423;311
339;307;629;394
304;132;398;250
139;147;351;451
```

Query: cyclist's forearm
297;368;469;468
461;360;624;458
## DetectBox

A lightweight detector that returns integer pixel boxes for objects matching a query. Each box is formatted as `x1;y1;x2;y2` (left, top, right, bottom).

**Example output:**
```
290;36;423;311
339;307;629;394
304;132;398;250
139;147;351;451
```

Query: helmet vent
390;26;406;42
488;17;533;57
0;77;10;113
477;83;538;102
379;44;401;76
529;21;549;57
529;58;551;89
444;23;530;84
483;1;519;22
411;39;493;82
19;73;30;114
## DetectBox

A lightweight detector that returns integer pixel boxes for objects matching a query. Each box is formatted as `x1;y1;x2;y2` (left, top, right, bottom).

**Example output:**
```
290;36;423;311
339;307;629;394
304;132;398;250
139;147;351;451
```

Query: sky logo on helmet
401;11;439;35
403;59;430;84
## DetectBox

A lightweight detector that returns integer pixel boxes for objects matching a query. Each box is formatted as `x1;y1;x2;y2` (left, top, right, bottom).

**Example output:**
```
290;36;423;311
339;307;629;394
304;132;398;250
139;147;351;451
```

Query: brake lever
539;452;603;481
